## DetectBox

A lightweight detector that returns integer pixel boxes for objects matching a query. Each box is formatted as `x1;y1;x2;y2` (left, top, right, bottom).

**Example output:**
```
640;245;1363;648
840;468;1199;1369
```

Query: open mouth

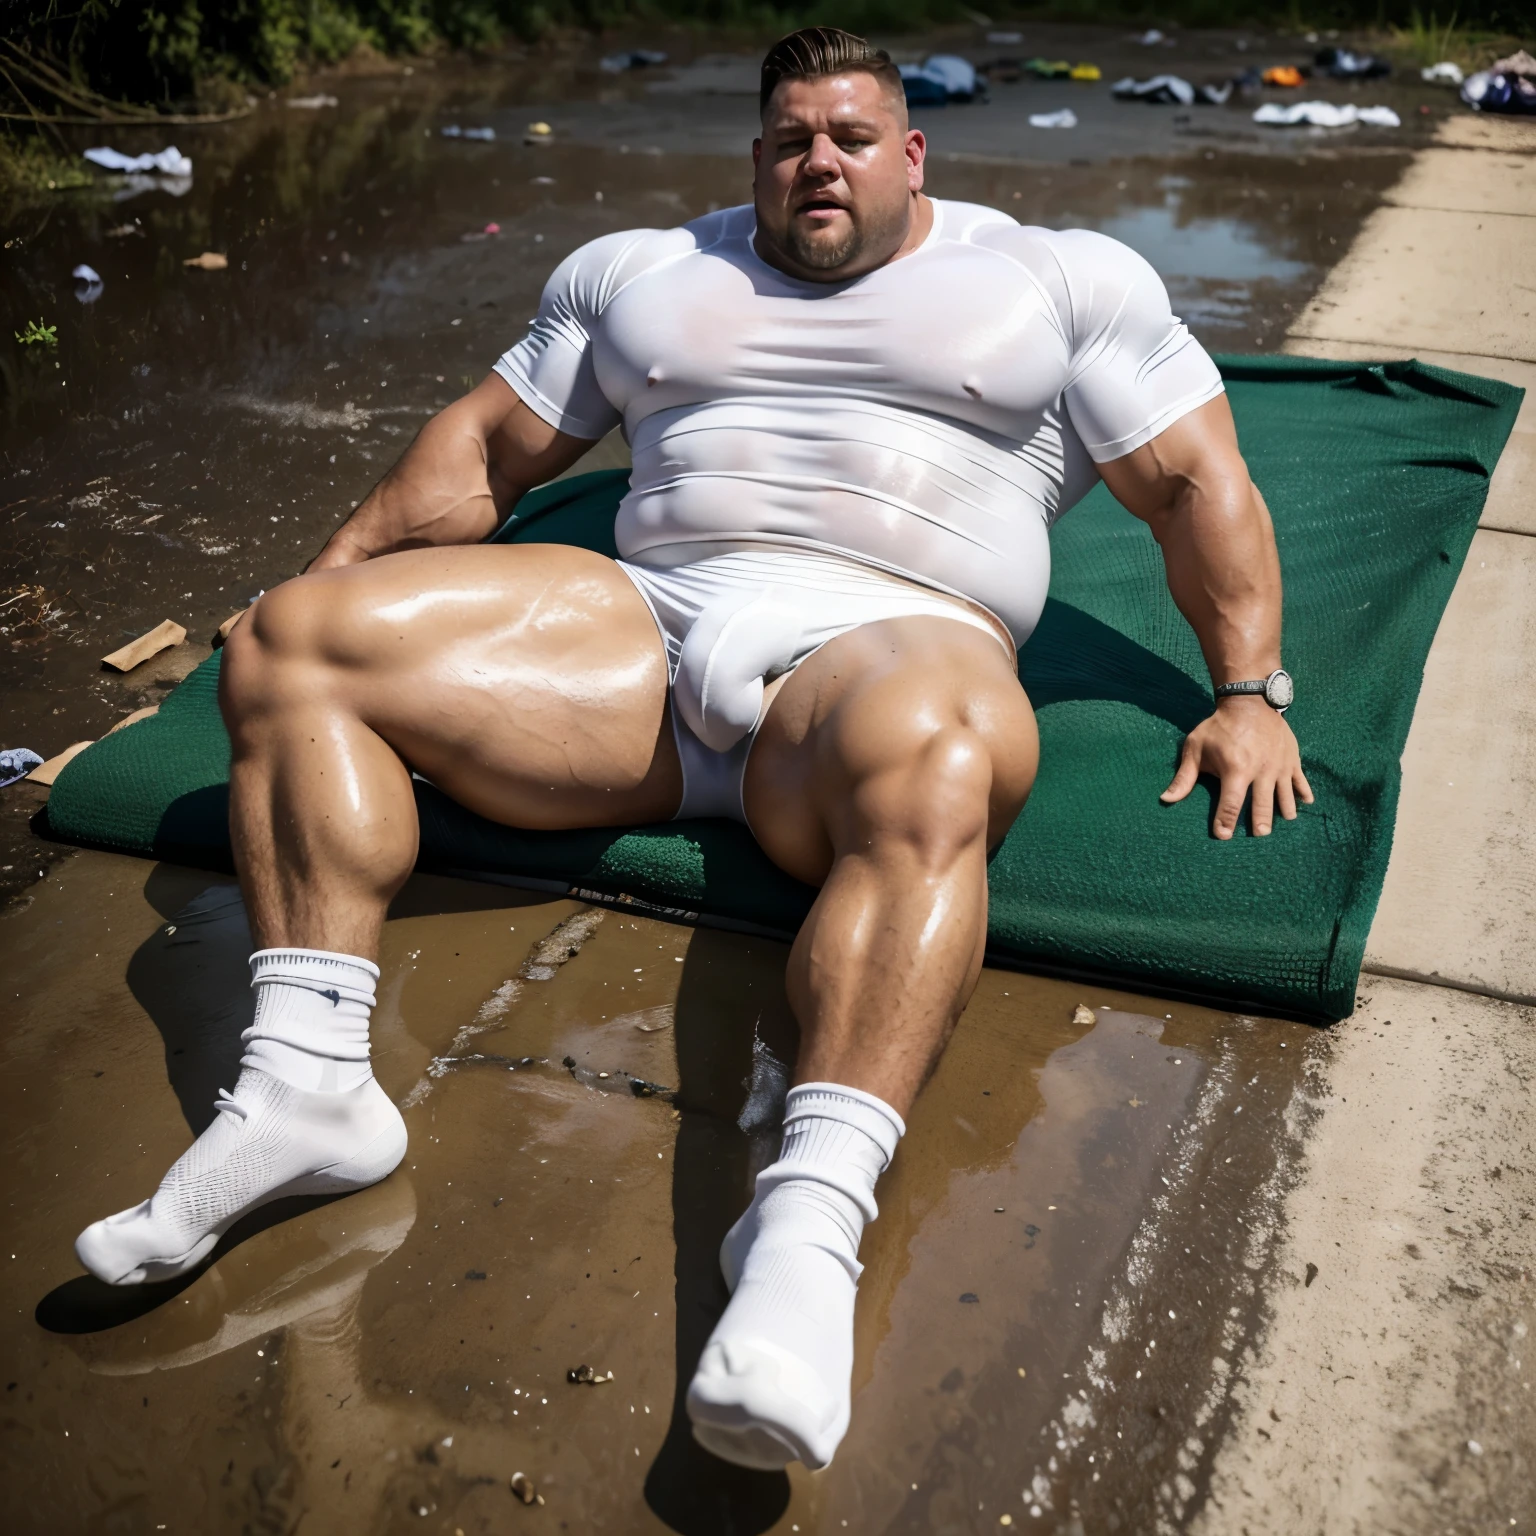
796;197;848;221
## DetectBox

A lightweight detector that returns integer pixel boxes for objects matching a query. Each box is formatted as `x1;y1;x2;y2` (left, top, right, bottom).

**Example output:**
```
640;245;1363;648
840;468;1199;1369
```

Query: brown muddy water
4;851;1322;1535
0;24;1426;1532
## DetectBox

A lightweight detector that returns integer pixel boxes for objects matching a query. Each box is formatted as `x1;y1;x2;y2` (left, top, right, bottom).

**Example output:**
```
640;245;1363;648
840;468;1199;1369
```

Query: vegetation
14;319;59;349
3;0;1530;121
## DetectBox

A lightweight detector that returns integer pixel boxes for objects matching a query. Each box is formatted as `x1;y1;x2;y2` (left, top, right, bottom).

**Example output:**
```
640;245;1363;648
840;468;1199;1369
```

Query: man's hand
1160;697;1313;838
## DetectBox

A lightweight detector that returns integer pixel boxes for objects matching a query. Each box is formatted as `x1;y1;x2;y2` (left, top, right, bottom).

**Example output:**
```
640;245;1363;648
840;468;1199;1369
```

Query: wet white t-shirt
494;199;1222;644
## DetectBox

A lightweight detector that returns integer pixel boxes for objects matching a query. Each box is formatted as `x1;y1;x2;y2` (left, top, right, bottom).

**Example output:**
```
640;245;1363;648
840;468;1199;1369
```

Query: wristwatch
1214;669;1294;713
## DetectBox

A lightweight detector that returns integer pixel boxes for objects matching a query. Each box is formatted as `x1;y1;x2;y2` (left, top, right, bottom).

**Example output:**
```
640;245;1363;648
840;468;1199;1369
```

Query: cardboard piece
101;619;185;673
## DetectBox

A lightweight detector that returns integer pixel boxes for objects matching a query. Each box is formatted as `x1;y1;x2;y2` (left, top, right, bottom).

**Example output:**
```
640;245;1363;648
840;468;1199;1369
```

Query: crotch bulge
675;588;807;753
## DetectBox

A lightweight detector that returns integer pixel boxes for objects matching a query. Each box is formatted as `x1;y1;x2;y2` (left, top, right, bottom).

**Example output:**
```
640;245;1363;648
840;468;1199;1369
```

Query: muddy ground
1;21;1520;1536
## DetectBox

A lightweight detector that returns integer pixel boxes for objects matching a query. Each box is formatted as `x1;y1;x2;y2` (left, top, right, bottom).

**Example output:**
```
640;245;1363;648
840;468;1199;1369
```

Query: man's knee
842;722;999;862
220;572;360;722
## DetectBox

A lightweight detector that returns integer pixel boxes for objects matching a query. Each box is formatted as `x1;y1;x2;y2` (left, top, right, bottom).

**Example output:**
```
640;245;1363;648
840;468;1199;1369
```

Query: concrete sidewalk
1198;114;1536;1535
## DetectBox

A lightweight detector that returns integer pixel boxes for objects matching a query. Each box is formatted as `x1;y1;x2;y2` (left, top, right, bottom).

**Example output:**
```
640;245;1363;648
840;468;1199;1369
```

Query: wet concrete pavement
3;23;1530;1535
2;851;1319;1534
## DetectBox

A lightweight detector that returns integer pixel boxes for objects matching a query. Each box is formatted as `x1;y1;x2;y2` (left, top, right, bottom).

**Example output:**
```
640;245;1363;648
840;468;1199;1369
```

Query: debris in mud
524;122;553;146
183;252;229;271
72;265;104;304
959;1292;980;1303
0;749;42;788
101;619;185;672
428;1052;546;1078
28;741;91;787
1305;1262;1319;1287
465;1270;488;1281
560;1055;675;1101
287;94;339;109
1072;1005;1096;1026
84;145;193;177
510;1470;545;1504
566;1364;613;1385
1029;109;1078;129
600;49;668;73
104;222;143;238
441;125;496;141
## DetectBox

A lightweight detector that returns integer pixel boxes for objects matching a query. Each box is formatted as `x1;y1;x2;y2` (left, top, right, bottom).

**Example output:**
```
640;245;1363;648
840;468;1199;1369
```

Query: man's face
753;71;926;283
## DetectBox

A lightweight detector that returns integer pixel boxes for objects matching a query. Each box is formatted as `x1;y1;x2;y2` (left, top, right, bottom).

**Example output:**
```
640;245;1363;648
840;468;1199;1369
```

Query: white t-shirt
494;199;1222;645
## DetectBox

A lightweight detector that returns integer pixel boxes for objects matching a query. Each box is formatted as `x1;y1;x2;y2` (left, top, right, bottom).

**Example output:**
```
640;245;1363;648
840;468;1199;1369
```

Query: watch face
1266;670;1295;710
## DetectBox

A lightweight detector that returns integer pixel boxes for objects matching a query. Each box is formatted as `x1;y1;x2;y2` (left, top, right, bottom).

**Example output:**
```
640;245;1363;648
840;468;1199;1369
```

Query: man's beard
765;198;909;277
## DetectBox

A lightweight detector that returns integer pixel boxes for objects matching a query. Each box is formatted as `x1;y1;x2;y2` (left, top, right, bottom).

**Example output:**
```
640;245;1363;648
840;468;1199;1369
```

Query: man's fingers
1277;775;1298;821
1160;740;1202;804
1294;764;1315;805
1250;778;1276;837
1212;774;1248;840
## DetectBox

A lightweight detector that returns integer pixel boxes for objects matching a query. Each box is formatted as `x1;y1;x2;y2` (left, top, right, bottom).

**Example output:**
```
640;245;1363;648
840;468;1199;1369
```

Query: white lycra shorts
616;544;1016;826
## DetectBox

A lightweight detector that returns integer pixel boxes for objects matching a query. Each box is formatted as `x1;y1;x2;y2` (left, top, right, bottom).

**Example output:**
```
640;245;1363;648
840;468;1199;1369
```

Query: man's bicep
472;375;602;498
1095;394;1247;524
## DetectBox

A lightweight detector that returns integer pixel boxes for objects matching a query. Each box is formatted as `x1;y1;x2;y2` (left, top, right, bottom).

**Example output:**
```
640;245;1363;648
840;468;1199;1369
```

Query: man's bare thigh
257;542;681;829
742;615;1038;885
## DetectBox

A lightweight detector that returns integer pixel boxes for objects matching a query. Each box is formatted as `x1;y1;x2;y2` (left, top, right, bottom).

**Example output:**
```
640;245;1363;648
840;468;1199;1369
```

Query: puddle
3;849;1319;1533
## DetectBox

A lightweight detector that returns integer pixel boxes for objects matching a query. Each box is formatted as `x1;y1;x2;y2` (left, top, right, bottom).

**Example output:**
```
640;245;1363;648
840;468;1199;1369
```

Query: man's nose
802;131;840;176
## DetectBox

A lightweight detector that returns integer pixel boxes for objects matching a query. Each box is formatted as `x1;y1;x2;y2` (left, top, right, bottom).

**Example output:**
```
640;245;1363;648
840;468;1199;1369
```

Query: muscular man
76;27;1310;1472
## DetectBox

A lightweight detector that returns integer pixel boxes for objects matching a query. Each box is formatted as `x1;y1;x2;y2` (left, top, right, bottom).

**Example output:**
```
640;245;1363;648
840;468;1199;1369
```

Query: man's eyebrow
767;116;887;135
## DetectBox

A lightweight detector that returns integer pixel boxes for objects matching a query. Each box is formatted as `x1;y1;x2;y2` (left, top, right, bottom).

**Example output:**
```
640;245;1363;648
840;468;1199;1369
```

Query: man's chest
591;244;1073;433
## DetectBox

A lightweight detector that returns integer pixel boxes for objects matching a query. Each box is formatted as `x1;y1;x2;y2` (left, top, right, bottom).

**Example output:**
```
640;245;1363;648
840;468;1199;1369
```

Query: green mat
45;356;1522;1022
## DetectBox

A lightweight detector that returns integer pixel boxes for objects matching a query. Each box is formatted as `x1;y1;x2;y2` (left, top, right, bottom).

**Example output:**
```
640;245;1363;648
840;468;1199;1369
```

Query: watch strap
1213;680;1267;698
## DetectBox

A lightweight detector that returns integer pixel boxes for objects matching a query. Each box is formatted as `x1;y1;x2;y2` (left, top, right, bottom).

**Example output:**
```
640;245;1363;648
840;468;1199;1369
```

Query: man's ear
752;136;762;169
904;129;926;192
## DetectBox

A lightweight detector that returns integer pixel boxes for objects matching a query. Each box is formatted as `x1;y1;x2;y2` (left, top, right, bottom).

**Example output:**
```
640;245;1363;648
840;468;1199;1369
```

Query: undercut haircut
759;26;904;115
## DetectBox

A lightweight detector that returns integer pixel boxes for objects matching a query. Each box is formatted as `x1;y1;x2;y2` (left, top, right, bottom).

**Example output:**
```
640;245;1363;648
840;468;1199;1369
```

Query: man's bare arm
1096;393;1313;840
308;374;597;571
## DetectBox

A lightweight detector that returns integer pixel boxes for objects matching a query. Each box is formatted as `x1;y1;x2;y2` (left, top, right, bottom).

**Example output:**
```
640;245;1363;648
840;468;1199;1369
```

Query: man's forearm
310;399;507;570
1155;476;1283;689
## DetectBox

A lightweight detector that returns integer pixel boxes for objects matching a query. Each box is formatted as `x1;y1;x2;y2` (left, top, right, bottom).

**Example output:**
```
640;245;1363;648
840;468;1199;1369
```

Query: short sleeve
1049;229;1224;464
492;232;635;441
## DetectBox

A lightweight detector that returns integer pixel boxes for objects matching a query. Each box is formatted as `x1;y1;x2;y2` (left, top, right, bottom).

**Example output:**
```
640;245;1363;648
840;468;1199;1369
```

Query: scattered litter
464;1269;487;1281
1314;47;1390;80
1135;29;1167;45
1069;63;1101;81
1253;101;1400;128
183;251;229;270
1072;1004;1096;1026
460;222;502;242
600;49;668;73
84;145;192;177
1113;74;1195;106
0;749;43;788
441;124;496;140
28;741;92;787
104;222;142;238
1462;52;1536;114
101;618;185;672
567;1364;613;1385
959;1292;980;1303
1024;58;1072;78
1420;61;1464;85
510;1471;545;1505
1261;65;1305;88
900;55;982;104
525;122;553;145
531;175;555;184
72;263;103;303
287;93;338;109
987;31;1022;44
1029;108;1077;128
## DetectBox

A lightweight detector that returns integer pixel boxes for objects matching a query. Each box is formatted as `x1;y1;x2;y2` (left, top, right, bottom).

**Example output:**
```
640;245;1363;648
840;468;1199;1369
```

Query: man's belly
614;399;1061;646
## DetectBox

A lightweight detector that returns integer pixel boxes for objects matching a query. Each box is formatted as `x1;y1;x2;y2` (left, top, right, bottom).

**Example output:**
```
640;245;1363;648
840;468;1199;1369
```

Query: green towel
45;356;1522;1021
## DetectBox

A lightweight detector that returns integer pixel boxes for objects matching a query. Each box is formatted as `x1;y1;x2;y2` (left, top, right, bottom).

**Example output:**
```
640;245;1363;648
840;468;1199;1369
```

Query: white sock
243;948;378;1092
686;1082;904;1471
75;948;406;1287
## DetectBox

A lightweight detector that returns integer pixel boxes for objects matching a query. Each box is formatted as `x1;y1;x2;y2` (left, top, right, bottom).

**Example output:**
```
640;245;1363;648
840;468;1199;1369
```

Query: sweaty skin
224;68;1307;1118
